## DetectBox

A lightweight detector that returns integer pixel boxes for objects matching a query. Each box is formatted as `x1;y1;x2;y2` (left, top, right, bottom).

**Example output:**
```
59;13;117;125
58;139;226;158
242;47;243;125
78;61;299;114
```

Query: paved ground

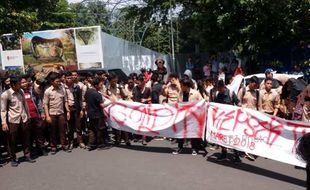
0;139;306;190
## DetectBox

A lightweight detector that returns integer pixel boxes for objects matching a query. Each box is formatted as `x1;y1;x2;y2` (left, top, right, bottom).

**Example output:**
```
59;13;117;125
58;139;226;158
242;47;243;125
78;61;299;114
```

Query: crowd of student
0;57;309;168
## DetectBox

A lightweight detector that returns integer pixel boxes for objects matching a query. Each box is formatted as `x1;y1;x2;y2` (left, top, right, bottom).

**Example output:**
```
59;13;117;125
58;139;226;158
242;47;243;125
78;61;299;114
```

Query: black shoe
216;153;227;162
97;144;111;150
66;149;72;153
25;156;36;163
42;149;48;156
232;156;242;163
87;146;97;151
203;150;209;157
126;141;131;146
11;159;19;167
38;148;48;156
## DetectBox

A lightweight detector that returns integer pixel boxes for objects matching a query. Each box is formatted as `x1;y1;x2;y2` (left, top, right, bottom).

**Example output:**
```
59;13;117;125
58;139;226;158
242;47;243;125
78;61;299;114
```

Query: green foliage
0;0;59;35
126;0;310;57
1;0;308;59
71;1;109;28
0;0;77;38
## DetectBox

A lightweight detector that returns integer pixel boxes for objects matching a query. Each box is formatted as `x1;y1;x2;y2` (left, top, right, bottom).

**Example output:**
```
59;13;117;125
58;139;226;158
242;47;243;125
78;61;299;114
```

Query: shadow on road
207;153;306;188
114;144;176;154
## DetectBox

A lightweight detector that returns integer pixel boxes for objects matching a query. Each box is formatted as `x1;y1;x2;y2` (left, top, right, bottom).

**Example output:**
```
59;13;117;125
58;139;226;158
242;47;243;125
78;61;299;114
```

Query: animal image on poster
0;35;21;51
22;29;78;72
76;27;98;46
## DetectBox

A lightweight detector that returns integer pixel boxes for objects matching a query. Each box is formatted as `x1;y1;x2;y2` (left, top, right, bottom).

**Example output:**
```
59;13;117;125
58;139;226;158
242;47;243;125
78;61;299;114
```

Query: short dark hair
205;77;213;83
217;80;225;88
129;73;138;78
79;76;86;81
10;76;21;85
65;71;72;77
137;74;145;82
49;72;60;82
168;73;179;79
249;76;259;84
92;77;101;87
265;78;272;83
108;73;118;81
20;74;30;81
180;78;192;88
87;72;94;78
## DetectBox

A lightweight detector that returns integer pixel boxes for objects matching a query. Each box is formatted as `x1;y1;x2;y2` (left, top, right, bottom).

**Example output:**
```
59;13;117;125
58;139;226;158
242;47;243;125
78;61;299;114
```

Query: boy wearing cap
259;68;274;90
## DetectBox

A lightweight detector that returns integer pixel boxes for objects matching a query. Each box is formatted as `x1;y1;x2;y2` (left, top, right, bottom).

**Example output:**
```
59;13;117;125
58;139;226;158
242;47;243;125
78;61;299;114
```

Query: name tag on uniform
25;94;31;99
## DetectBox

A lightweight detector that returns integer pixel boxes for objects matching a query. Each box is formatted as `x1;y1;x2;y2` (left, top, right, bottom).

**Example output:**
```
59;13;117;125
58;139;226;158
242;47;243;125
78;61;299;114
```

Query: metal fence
101;32;171;76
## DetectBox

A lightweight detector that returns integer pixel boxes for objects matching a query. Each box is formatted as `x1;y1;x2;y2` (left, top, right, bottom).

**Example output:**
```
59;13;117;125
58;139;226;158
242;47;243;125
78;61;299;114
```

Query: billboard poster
22;29;78;73
0;34;24;75
74;26;104;69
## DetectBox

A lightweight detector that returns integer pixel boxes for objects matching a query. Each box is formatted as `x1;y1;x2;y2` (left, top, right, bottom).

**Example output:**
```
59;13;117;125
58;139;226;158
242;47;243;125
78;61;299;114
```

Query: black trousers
177;138;203;151
67;110;83;145
29;117;45;149
88;117;106;147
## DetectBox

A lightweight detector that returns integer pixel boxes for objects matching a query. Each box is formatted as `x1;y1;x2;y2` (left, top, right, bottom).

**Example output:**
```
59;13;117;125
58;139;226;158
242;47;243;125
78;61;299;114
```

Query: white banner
206;102;310;167
105;100;207;138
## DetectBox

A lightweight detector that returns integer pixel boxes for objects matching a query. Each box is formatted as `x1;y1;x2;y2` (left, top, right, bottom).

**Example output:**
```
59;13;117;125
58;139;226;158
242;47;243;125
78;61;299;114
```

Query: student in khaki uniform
237;76;259;161
123;75;136;101
43;72;70;154
1;76;35;167
238;76;259;111
258;78;280;116
64;72;85;150
106;73;130;146
162;73;181;104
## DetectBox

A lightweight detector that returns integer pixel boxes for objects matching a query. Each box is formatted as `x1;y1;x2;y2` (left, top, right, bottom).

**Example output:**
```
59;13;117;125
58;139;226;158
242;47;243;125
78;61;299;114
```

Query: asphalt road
0;139;306;190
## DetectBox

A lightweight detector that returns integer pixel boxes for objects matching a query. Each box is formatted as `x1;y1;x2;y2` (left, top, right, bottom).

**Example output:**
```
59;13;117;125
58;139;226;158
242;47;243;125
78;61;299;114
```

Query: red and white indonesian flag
206;102;310;167
105;100;207;139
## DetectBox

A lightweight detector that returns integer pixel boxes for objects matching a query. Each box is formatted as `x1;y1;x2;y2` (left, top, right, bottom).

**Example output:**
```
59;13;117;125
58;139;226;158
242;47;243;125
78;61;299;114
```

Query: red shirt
24;91;39;118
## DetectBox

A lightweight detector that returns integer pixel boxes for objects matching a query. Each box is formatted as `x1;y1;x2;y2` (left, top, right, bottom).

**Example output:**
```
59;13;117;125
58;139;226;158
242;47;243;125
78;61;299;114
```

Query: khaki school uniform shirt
259;89;280;113
238;86;258;110
43;86;67;115
167;85;181;103
1;88;29;124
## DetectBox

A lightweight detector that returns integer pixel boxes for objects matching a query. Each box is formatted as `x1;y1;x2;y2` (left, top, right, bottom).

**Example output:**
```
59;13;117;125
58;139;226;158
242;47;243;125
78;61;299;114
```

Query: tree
40;0;77;30
71;1;110;30
0;0;59;35
125;0;310;58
